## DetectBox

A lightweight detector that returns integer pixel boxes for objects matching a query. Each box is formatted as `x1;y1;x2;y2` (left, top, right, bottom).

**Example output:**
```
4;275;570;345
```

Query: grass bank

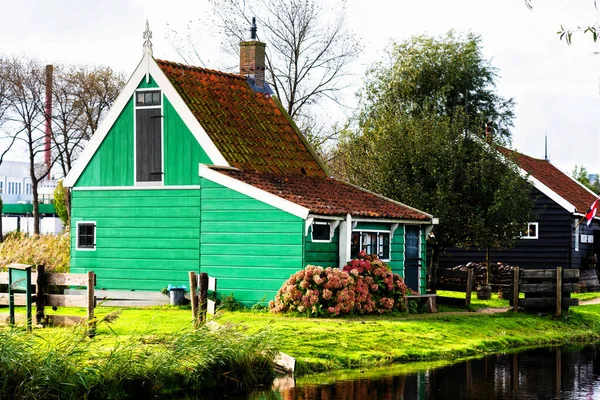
3;294;600;396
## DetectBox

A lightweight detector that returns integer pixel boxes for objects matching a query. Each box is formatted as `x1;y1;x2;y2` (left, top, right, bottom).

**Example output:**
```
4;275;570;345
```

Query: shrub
0;232;70;272
270;252;411;317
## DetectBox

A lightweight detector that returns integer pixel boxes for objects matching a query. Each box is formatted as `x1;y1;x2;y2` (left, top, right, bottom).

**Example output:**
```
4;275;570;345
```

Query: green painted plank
201;255;302;268
202;199;279;211
74;248;198;260
201;222;302;234
202;276;287;292
72;218;200;229
196;266;298;280
354;222;390;231
76;98;134;187
201;189;250;200
74;196;199;208
163;96;212;185
201;244;302;257
71;258;197;270
137;75;159;89
201;233;301;245
73;190;199;198
97;228;199;239
92;238;198;250
305;252;339;263
72;207;199;219
201;210;300;222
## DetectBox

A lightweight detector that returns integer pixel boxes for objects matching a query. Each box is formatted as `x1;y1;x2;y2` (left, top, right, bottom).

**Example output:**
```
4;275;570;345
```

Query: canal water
240;343;600;400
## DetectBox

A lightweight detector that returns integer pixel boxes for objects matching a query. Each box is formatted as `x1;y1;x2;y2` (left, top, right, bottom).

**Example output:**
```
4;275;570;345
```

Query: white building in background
0;160;63;234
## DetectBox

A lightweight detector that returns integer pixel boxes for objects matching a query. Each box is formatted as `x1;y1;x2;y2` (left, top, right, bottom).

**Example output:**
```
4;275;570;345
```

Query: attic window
311;221;331;242
136;90;161;106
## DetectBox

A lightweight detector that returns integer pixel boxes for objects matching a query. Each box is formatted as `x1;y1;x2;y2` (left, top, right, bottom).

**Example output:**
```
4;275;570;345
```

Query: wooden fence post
513;267;520;313
556;266;562;318
35;265;46;325
465;269;474;308
198;272;208;324
189;271;198;327
87;271;96;337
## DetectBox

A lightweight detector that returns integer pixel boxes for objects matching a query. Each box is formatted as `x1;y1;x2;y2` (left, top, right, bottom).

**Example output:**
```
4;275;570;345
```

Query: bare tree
52;65;124;178
170;0;360;139
2;57;58;235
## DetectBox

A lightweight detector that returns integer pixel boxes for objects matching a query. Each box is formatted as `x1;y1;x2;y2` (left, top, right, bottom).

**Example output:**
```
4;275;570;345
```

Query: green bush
0;232;70;272
270;252;411;316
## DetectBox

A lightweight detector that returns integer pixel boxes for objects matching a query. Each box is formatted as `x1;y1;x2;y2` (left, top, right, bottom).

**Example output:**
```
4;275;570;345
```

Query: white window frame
351;229;391;261
521;222;539;239
76;221;97;251
311;221;332;243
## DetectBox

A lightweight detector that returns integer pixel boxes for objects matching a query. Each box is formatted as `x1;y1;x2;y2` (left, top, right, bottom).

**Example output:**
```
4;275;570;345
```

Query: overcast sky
1;0;599;174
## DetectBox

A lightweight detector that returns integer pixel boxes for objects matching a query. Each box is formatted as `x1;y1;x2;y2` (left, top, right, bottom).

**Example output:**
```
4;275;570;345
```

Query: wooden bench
405;294;437;313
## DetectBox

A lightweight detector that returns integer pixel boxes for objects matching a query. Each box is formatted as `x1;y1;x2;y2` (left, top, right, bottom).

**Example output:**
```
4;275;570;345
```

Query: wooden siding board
76;99;134;187
163;96;211;185
436;188;575;270
71;189;200;290
304;227;339;268
200;178;304;305
137;76;159;89
389;225;405;278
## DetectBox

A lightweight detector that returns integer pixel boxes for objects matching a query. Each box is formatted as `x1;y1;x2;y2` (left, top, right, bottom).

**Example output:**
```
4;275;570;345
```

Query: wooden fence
435;268;474;308
511;267;579;317
0;264;96;328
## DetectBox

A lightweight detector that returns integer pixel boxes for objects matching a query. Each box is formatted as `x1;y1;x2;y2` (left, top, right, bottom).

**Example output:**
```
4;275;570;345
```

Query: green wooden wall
389;224;405;279
70;189;200;291
420;228;427;293
163;97;211;185
200;178;304;305
305;225;339;268
76;98;134;187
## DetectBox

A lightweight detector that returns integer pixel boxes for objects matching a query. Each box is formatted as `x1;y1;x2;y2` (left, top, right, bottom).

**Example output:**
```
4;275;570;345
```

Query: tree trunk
32;179;40;236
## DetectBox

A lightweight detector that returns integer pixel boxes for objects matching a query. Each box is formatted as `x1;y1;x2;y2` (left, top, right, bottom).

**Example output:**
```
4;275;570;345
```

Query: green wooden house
64;24;437;304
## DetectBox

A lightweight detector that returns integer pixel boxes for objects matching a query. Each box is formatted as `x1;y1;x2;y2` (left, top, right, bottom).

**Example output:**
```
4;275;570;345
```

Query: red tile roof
215;168;432;220
156;60;326;177
501;148;597;214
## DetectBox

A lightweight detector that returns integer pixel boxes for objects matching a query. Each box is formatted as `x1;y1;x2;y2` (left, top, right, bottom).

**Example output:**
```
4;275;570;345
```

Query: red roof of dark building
501;148;597;214
215;168;431;220
156;59;326;177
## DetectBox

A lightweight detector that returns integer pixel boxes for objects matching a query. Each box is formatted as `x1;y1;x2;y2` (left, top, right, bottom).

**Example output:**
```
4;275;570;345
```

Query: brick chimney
240;17;266;90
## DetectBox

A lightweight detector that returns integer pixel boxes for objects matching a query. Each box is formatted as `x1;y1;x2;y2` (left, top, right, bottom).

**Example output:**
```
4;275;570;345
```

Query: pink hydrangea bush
270;252;411;317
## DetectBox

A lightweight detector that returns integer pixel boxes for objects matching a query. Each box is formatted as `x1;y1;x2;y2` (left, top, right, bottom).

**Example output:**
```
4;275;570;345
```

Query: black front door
405;226;420;292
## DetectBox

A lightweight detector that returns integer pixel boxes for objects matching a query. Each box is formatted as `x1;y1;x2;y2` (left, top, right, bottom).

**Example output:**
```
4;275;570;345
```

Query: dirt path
580;298;600;305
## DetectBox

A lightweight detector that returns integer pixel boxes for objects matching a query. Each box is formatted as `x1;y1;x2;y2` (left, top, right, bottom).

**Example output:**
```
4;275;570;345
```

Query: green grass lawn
3;294;600;375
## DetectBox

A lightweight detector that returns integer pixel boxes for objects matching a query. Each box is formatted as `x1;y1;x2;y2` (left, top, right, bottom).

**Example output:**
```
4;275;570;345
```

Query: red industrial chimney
44;64;53;177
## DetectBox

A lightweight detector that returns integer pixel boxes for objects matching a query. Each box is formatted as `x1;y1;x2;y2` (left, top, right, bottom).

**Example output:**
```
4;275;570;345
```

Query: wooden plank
65;289;168;301
513;267;520;313
208;277;217;292
0;272;7;284
518;298;578;307
46;295;89;308
7;263;33;270
36;266;46;325
0;293;36;306
189;271;198;326
274;352;296;374
96;299;169;307
519;283;578;293
436;284;469;293
520;269;579;280
466;269;474;308
437;270;470;279
199;273;208;323
556;267;562;318
87;271;95;322
46;273;88;287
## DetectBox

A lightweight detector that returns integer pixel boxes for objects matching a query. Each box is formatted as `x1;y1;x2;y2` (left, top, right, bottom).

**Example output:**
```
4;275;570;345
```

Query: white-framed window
521;222;539;239
350;230;390;260
76;221;96;251
134;89;163;185
311;221;331;242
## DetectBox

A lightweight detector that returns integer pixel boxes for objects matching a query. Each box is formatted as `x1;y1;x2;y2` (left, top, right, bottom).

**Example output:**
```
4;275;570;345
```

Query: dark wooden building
437;149;600;270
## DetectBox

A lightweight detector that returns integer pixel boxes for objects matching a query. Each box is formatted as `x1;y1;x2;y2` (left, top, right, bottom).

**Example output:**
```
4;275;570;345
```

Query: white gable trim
511;164;577;214
199;164;309;220
64;54;229;188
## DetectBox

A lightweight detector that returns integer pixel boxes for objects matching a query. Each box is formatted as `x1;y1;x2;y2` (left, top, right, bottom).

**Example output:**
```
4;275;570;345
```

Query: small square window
77;222;96;249
136;90;161;106
312;222;330;241
521;222;538;239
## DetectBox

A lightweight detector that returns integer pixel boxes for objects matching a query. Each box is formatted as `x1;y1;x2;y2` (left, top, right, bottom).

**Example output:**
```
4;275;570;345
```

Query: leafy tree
332;32;533;284
53;180;69;227
572;165;600;194
169;0;360;145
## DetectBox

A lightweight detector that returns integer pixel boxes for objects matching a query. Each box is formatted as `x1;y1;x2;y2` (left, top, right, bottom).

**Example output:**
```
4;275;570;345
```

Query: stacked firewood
441;262;516;287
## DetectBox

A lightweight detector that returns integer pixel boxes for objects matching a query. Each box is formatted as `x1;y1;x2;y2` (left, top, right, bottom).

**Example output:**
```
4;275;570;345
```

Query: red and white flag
586;198;599;226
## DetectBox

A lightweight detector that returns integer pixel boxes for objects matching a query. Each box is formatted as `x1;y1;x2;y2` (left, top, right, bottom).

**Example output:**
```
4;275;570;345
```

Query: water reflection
257;344;600;400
